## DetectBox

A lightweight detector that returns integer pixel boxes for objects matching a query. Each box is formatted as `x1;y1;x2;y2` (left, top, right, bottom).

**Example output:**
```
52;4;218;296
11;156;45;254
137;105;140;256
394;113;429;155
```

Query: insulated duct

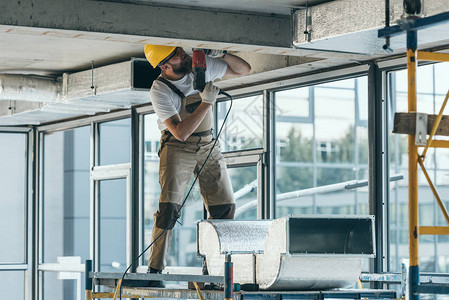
198;216;375;290
0;74;60;103
293;0;449;55
0;58;160;125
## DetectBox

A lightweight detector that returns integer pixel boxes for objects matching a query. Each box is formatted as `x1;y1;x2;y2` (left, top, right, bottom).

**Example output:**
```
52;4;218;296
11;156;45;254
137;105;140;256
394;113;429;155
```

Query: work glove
200;82;220;105
201;49;227;58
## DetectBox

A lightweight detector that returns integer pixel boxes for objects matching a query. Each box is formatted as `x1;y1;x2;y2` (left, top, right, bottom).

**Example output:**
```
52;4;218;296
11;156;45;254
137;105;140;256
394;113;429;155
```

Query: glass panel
357;127;369;165
168;188;203;267
229;166;257;220
275;87;309;118
42;271;84;300
437;234;449;273
416;64;434;94
388;63;449;273
277;123;313;163
43;127;90;264
357;77;368;122
0;271;24;299
0;133;26;263
276;166;313;194
315;191;355;215
315;85;355;164
435;62;449;94
99;178;126;272
217;94;263;151
419;235;436;272
99;118;131;166
388;70;411;272
416;94;435;114
275;77;368;217
143;114;161;266
317;167;354;186
277;195;314;216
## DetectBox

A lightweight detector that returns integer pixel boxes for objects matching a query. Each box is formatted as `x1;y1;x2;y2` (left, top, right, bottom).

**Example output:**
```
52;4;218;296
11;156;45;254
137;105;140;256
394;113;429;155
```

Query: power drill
192;49;207;92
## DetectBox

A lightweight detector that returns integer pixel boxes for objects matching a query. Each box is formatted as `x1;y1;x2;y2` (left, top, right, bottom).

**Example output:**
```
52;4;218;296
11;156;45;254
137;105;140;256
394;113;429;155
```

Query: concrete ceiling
1;0;449;125
0;0;333;76
110;0;331;16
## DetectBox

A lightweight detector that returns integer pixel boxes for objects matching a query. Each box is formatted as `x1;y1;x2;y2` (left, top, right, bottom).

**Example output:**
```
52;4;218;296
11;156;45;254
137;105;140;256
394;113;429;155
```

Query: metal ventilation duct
0;74;60;103
198;215;375;290
0;58;159;125
63;59;159;106
293;0;449;55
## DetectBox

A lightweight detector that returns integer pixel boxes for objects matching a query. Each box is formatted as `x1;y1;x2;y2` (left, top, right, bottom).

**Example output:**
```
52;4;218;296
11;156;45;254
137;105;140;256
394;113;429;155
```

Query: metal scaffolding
379;10;449;300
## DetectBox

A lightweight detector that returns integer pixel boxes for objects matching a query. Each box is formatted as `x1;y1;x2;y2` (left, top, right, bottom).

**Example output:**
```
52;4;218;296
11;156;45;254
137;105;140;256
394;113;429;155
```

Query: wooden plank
393;112;449;136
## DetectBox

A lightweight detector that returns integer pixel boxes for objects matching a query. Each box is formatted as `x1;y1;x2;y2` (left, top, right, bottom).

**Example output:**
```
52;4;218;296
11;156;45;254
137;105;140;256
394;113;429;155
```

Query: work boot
121;267;166;288
202;260;209;275
146;267;166;288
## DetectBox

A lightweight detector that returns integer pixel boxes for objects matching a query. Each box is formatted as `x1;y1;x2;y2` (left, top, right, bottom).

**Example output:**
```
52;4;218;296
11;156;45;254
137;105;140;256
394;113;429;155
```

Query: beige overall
149;94;235;271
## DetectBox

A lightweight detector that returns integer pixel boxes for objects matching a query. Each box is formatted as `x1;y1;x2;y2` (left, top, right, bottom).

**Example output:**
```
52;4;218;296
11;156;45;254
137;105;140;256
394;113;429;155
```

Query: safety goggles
159;47;181;66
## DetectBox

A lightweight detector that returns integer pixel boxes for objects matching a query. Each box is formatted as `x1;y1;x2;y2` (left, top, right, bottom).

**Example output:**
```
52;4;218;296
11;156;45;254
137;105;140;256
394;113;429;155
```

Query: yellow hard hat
144;44;177;68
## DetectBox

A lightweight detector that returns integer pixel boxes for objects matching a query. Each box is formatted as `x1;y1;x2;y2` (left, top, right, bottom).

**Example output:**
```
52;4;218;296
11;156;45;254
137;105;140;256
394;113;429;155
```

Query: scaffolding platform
88;271;397;300
114;287;397;300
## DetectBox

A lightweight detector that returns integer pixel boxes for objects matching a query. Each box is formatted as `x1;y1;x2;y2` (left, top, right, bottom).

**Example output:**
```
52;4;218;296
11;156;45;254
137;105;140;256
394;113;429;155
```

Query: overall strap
156;76;186;99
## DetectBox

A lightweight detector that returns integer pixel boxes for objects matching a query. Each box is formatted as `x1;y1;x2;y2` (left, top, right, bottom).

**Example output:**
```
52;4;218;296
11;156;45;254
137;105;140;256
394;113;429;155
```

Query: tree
277;127;314;193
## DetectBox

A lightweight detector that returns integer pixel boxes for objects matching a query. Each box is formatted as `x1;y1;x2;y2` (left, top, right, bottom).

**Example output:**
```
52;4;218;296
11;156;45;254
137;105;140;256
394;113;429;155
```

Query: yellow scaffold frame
407;49;449;277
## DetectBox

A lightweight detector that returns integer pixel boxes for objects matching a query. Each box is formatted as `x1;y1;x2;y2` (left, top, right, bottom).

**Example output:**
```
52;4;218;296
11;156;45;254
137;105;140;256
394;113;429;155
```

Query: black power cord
118;90;233;299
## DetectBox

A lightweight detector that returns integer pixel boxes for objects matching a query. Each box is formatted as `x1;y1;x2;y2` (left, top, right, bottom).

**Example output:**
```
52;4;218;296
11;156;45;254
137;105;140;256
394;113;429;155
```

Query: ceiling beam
0;0;293;53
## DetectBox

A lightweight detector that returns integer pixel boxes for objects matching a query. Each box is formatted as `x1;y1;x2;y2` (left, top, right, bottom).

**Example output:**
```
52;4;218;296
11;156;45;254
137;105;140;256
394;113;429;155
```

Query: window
229;166;258;220
388;62;449;273
275;77;369;217
217;94;263;151
41;126;90;300
0;133;27;263
143;114;162;266
0;132;27;300
1;271;25;299
98;118;131;166
99;178;127;272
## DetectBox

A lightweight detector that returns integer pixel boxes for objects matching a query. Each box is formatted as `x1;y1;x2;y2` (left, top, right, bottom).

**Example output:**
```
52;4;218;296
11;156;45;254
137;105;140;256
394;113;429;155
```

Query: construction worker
144;45;251;287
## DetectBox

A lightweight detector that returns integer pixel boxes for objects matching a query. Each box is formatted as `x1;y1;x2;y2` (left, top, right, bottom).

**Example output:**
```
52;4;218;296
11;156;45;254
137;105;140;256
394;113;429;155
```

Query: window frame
0;127;33;299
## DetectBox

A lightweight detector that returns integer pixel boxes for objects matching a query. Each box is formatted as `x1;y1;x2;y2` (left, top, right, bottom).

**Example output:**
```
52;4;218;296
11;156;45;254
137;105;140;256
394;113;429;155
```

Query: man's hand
201;49;227;58
200;82;220;105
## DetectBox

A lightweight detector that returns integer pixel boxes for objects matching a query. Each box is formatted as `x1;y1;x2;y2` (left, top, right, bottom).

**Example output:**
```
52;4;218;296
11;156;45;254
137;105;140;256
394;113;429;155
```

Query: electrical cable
118;90;233;299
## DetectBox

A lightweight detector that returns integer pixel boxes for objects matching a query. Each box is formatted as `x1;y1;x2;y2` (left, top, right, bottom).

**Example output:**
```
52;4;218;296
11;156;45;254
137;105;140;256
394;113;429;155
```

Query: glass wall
98;118;131;166
217;94;263;151
229;166;258;220
3;61;446;299
0;271;25;299
0;133;27;263
0;132;27;299
41;126;90;300
99;178;127;272
274;77;369;217
96;118;131;271
388;62;449;273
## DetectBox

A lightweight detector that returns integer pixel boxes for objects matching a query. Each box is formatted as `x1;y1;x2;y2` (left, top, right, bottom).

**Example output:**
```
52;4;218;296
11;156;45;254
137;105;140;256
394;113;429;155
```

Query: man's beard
169;55;192;75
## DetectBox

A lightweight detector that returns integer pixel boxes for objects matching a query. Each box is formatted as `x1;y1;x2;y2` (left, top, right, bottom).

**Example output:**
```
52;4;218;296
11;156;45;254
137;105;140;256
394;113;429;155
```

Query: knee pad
208;203;236;219
154;202;181;230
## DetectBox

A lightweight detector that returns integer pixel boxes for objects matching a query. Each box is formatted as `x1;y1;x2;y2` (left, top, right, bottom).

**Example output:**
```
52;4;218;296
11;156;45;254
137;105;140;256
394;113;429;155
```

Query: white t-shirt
150;56;228;131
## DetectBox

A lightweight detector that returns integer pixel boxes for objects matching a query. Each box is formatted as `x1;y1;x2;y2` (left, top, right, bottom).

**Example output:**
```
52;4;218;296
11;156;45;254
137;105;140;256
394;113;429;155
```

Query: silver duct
0;74;60;103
